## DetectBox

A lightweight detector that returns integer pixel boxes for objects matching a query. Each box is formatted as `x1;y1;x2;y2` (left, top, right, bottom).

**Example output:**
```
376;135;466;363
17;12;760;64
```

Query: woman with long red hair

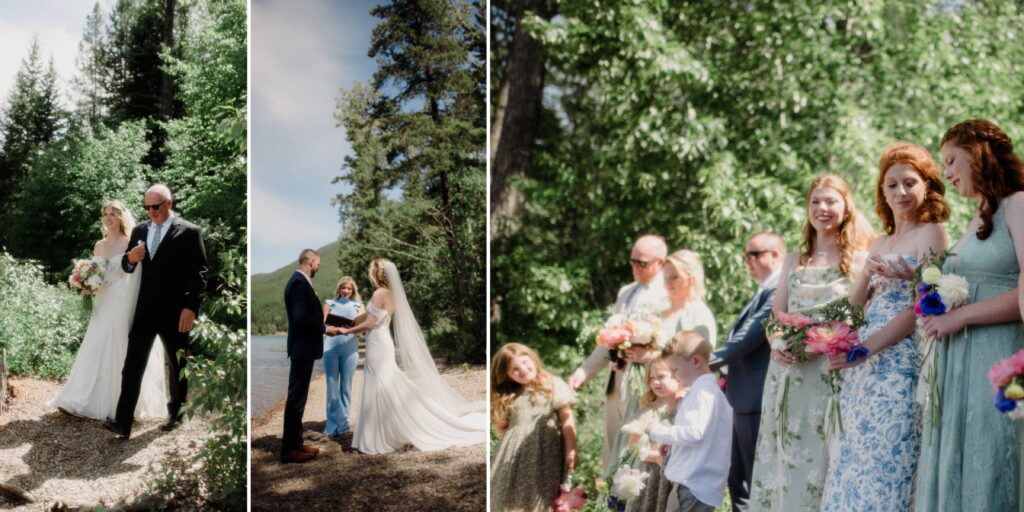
821;143;949;510
915;120;1024;512
747;174;874;512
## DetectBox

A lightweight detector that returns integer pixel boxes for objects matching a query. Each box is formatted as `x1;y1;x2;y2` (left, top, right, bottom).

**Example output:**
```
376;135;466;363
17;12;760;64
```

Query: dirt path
0;378;213;511
250;355;487;511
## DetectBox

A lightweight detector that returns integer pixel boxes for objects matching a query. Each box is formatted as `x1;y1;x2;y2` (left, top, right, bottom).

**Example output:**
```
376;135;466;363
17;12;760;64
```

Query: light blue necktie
151;223;163;256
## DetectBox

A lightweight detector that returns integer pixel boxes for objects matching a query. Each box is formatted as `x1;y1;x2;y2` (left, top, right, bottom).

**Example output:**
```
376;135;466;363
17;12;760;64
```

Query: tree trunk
0;349;7;416
159;0;176;120
489;0;556;238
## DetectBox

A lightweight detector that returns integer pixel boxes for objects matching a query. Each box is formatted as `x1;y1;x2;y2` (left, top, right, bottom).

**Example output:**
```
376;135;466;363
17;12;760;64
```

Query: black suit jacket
710;285;777;414
284;271;326;360
121;215;208;328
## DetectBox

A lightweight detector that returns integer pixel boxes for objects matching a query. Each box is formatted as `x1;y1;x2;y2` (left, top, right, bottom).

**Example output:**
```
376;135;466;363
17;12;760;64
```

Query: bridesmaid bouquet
553;474;587;512
68;258;106;297
596;313;663;396
988;348;1024;420
804;299;866;440
763;299;865;444
912;249;967;428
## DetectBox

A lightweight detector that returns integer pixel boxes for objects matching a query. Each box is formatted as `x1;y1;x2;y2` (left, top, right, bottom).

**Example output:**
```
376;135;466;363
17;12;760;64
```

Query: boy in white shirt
646;331;733;512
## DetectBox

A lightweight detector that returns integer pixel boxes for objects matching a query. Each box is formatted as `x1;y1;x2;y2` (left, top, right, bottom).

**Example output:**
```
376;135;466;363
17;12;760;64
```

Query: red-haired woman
747;174;875;512
821;143;949;510
914;120;1024;512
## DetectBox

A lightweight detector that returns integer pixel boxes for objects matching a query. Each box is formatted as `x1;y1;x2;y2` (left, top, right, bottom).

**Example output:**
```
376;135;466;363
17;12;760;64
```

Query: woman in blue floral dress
821;143;948;511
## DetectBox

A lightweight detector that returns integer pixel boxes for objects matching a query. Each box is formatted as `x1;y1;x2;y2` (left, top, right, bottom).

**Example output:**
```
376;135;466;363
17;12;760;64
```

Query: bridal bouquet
912;249;968;428
988;348;1024;420
763;298;865;444
68;258;106;297
596;313;663;396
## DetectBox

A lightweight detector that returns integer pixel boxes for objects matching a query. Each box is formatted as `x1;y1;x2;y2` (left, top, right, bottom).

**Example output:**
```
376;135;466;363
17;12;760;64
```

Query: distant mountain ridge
251;241;353;335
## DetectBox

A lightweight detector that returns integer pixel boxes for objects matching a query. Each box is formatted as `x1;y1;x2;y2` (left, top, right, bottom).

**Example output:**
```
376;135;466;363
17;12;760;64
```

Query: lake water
250;335;323;418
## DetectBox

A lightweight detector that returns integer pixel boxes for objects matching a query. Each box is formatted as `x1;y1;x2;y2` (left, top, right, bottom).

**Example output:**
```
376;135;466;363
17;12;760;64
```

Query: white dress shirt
147;212;174;256
648;373;733;507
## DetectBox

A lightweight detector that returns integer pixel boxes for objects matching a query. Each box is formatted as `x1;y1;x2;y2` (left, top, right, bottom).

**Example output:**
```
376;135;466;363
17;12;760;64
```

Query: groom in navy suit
710;232;785;512
280;249;340;463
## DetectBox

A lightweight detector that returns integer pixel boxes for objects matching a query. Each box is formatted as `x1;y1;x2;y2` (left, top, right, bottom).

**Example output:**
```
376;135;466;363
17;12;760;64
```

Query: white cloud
252;180;338;248
0;20;80;108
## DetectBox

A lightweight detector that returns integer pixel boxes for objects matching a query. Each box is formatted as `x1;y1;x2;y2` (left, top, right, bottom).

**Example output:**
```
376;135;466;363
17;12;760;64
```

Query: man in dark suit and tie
281;249;341;463
104;184;208;439
710;232;785;511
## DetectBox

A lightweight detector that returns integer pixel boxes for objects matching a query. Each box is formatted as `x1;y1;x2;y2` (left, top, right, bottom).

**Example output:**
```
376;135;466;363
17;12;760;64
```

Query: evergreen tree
72;2;112;126
0;39;62;220
334;0;486;362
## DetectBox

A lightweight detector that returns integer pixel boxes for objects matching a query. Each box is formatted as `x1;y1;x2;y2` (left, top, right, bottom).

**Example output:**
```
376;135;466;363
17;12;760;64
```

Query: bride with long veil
49;200;167;420
338;258;486;454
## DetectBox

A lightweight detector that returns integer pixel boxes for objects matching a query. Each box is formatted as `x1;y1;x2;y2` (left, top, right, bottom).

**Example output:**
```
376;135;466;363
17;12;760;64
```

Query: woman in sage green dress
915;119;1024;512
747;174;874;512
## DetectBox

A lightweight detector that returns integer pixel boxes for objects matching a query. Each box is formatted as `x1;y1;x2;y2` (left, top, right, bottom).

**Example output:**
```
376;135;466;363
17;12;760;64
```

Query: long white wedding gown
353;263;486;454
48;254;167;420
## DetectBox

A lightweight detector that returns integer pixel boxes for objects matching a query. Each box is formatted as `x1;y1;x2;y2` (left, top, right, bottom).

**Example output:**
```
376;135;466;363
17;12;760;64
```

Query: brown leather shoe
280;449;316;463
298;444;320;455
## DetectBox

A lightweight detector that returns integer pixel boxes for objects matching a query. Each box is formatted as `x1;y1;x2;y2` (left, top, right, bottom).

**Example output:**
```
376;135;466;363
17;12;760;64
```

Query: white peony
770;338;787;351
1009;402;1024;421
605;314;626;328
86;274;103;289
612;465;648;500
631;320;657;345
936;273;969;308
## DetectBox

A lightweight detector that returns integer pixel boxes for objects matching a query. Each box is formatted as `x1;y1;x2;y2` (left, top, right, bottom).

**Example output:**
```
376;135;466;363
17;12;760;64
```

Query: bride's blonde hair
101;200;133;237
368;258;391;288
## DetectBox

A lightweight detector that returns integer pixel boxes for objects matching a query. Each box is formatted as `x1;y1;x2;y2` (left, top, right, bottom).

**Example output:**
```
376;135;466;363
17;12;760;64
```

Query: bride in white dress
49;200;167;420
339;258;486;454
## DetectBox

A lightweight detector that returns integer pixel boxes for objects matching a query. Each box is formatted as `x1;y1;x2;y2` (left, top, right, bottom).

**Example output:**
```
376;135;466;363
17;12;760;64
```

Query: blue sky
251;0;380;273
0;1;102;108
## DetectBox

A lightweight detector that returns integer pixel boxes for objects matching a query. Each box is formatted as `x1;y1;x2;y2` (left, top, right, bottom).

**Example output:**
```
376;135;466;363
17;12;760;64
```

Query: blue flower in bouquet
995;388;1018;413
919;292;947;316
917;282;931;295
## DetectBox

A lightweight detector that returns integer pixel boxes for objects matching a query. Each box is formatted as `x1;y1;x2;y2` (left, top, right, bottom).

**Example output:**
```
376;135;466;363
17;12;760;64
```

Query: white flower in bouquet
921;266;942;285
936;274;969;308
620;416;648;437
770;338;787;351
1010;403;1024;421
605;314;626;328
630;318;658;346
86;274;103;289
611;465;648;500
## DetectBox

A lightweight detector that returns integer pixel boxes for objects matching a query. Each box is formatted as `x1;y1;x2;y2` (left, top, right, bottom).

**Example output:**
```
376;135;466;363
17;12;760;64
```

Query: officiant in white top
568;234;669;471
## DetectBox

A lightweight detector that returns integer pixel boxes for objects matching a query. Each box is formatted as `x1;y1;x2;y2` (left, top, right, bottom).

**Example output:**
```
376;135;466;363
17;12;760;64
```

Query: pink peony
553;484;587;512
804;321;859;356
989;349;1024;391
778;311;816;328
597;324;633;349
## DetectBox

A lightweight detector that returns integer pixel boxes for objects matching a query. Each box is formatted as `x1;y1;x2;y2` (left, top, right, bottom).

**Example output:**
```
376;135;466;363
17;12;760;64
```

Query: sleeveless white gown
353;302;486;454
48;255;167;420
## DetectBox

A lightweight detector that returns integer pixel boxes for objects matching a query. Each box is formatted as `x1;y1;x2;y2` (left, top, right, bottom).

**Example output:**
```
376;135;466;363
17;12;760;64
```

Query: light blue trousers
322;334;358;435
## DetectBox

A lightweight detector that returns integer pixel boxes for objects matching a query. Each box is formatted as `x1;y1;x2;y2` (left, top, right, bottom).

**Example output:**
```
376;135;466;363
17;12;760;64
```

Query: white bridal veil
384;260;485;416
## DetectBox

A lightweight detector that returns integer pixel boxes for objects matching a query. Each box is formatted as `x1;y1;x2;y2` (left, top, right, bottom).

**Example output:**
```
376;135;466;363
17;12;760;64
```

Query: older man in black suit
280;248;341;463
709;232;785;512
104;184;208;440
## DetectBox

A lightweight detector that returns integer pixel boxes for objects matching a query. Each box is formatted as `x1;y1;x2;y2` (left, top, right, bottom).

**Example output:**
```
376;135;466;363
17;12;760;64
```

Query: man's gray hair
147;184;173;201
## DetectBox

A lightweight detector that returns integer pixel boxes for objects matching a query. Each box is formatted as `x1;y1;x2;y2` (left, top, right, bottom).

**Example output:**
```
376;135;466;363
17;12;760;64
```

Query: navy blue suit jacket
284;271;326;360
710;285;777;414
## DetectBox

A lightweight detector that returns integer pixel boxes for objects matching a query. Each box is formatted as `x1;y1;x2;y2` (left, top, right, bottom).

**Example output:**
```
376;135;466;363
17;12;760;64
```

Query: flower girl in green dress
490;343;579;512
